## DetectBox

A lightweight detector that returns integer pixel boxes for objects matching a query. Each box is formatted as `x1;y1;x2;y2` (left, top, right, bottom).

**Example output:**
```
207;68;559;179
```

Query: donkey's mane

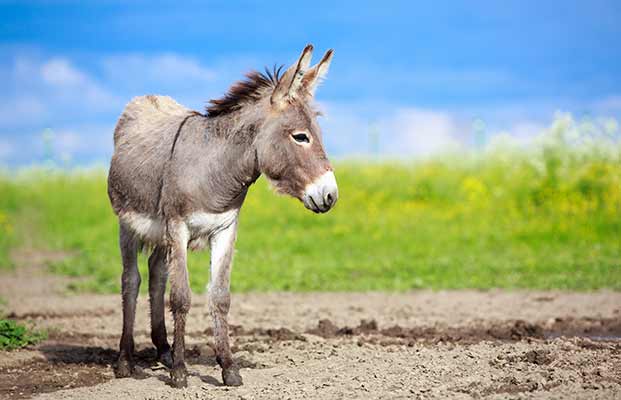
206;65;284;118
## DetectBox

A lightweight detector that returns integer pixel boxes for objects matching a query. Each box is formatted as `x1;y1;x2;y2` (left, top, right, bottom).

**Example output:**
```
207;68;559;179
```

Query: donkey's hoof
222;368;243;386
115;359;134;378
158;350;173;369
170;367;188;388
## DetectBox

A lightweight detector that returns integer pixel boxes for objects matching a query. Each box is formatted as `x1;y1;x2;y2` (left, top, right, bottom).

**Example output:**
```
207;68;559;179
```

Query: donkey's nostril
325;192;334;207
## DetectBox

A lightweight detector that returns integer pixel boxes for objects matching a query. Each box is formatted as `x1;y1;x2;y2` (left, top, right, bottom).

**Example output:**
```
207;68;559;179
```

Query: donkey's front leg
166;221;191;388
208;217;243;386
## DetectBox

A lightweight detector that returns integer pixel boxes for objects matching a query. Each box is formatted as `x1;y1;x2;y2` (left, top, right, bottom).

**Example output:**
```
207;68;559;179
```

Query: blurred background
0;1;619;292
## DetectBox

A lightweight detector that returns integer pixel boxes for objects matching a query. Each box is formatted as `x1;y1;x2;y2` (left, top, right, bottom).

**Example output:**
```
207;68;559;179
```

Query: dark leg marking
116;223;141;378
149;246;172;368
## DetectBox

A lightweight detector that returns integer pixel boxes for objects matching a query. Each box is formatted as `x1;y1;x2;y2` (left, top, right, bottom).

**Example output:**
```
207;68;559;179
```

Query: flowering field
0;117;619;292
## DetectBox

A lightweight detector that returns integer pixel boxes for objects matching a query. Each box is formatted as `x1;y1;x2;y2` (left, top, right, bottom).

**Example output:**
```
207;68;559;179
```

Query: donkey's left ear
271;44;314;109
302;49;333;97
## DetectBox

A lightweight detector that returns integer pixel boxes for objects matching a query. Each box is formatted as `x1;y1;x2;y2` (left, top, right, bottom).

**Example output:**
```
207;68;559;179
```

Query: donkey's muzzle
302;171;338;213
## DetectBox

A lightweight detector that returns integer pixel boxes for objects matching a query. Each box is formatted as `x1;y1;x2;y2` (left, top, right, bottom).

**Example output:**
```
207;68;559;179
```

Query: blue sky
1;0;620;165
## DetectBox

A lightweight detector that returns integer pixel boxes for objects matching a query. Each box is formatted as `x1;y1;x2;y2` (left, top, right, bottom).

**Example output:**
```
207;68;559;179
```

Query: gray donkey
107;44;337;388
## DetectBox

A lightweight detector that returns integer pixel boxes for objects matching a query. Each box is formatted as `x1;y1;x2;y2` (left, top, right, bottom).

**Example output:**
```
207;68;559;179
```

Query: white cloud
378;108;464;156
40;58;89;86
0;56;121;128
101;53;216;89
0;52;225;133
41;58;118;107
320;103;465;157
319;101;620;159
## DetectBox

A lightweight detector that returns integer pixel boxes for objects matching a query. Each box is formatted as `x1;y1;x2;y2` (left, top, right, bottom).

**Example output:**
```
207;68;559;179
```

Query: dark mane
206;65;284;117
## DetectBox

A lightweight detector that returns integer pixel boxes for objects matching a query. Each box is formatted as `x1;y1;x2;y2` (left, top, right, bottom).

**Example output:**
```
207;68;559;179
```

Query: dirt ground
0;251;620;399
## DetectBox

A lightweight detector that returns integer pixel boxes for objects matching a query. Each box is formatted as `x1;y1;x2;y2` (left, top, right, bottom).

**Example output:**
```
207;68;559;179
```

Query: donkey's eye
291;132;310;144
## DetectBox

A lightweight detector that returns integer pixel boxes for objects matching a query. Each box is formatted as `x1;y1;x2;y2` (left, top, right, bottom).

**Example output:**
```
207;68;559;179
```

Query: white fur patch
120;212;165;244
119;209;238;249
185;209;238;240
208;217;238;291
306;170;337;195
302;170;338;212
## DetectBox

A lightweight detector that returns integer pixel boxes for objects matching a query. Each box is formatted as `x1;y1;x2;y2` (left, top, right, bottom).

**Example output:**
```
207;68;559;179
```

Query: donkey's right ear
302;49;333;97
271;44;314;110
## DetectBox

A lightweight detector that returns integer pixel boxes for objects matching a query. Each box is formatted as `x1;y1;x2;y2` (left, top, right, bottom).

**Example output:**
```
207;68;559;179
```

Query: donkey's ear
271;44;314;109
302;49;333;97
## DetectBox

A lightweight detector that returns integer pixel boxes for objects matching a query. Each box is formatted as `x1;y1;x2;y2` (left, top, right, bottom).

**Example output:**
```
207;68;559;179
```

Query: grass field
0;117;620;293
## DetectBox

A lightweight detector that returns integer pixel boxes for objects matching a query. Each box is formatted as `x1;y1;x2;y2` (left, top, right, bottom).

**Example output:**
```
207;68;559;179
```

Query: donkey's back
108;95;196;216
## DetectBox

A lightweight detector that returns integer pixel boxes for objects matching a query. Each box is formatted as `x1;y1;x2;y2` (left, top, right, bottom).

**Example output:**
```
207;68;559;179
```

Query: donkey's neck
195;109;264;211
161;105;268;217
207;109;262;141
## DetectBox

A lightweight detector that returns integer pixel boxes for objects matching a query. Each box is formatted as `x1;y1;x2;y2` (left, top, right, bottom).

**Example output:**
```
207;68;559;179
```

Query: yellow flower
0;212;12;235
460;176;489;206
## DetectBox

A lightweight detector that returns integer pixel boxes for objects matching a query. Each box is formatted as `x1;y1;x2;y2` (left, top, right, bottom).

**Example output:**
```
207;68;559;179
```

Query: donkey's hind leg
148;246;172;367
116;223;141;378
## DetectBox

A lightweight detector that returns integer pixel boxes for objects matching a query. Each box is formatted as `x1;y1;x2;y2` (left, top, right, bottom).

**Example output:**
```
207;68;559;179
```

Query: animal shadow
38;342;261;387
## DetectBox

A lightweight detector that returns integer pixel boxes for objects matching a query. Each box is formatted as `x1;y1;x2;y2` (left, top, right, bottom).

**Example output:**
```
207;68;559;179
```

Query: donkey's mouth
305;195;323;213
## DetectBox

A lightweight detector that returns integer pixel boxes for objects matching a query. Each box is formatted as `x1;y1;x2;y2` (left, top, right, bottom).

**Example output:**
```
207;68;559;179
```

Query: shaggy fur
206;66;284;117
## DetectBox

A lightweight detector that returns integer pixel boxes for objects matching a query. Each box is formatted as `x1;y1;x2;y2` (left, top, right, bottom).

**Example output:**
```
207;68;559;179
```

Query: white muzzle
302;171;338;213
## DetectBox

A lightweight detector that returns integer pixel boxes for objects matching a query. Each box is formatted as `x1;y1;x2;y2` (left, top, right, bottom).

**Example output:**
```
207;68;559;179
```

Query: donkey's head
254;45;338;213
207;45;338;213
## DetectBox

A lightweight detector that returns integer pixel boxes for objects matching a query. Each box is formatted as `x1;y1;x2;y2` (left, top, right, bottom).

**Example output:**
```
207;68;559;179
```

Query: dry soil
0;250;619;399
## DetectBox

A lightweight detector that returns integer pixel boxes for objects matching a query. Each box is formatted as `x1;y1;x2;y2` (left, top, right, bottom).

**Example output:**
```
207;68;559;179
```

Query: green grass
0;122;620;293
0;319;47;351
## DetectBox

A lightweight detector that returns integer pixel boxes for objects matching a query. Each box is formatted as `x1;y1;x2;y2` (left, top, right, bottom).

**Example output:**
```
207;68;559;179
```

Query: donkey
107;45;337;388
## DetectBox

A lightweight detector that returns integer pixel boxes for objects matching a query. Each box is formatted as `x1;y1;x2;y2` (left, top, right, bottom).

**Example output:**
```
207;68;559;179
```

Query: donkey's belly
119;209;238;250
